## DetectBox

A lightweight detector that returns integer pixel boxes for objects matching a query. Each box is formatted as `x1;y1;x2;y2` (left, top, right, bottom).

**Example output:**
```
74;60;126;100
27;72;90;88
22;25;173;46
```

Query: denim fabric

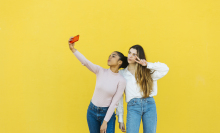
87;101;116;133
126;97;157;133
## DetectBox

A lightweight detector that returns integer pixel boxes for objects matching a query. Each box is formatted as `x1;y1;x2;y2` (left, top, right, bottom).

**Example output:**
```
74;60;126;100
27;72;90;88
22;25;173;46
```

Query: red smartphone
69;35;79;44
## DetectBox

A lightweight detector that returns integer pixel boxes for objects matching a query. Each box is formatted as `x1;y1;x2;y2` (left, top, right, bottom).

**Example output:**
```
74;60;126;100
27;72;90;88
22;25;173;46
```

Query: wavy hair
130;45;154;98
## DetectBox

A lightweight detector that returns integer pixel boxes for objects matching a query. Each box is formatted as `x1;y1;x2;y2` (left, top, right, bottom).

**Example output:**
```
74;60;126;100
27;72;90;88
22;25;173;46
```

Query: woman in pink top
68;37;127;133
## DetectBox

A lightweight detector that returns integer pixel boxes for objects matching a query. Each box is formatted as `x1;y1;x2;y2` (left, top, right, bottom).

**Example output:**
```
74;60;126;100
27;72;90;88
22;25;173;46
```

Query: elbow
163;63;169;72
163;66;169;76
166;66;169;72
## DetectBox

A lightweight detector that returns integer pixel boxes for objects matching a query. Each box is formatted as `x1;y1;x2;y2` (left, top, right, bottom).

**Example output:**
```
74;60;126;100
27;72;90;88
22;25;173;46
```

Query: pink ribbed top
73;50;126;122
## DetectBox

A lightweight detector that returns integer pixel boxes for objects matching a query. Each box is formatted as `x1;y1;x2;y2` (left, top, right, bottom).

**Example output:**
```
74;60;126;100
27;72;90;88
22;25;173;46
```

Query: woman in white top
116;45;169;133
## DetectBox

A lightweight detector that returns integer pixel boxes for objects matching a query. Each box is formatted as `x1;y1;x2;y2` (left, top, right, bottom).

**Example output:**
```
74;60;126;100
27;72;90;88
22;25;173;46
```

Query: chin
128;60;133;64
128;60;135;64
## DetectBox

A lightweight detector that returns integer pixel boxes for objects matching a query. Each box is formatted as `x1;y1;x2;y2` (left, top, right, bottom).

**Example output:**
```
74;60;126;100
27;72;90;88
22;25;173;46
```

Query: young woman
116;45;169;133
68;37;128;133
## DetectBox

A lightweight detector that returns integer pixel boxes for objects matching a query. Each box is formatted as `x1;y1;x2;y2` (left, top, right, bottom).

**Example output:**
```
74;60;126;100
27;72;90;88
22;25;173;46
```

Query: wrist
71;48;77;53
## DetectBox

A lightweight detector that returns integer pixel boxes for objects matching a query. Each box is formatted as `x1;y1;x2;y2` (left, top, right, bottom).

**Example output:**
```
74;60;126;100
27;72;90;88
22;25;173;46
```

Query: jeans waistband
89;100;109;112
131;97;154;102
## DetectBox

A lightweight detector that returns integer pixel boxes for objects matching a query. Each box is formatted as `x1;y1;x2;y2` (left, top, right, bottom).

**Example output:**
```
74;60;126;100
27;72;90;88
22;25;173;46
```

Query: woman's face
128;48;138;64
107;52;122;67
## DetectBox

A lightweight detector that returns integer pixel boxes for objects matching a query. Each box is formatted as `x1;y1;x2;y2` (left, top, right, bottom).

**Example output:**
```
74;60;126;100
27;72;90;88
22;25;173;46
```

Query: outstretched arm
147;62;169;80
69;37;101;74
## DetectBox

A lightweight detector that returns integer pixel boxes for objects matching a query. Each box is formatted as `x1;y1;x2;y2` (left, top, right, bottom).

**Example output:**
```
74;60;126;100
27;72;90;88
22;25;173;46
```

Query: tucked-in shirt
116;62;169;123
73;50;126;122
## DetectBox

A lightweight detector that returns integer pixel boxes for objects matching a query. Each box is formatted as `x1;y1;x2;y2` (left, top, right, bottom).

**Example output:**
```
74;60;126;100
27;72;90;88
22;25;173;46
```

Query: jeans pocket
127;99;136;106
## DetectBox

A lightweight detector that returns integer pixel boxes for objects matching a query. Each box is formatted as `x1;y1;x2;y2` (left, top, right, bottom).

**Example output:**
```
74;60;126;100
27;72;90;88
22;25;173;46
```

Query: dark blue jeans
87;101;116;133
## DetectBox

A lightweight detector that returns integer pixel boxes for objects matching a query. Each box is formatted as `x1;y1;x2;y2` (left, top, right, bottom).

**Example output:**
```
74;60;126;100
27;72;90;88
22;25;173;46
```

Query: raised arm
147;62;169;80
69;37;101;74
135;56;169;80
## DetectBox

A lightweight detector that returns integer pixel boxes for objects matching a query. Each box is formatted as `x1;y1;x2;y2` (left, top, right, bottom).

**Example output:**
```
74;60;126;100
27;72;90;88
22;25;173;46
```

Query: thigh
126;100;142;133
87;108;101;133
142;99;157;133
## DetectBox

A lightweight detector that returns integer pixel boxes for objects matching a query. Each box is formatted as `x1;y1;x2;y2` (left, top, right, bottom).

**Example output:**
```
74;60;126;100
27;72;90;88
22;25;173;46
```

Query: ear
118;60;122;65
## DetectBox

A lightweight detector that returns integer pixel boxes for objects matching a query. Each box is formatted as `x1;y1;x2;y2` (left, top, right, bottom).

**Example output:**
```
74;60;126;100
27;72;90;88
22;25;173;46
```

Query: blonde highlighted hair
130;45;154;98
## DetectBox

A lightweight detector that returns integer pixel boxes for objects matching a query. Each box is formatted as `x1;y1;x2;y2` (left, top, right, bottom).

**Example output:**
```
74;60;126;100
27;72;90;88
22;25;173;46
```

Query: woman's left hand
100;120;107;133
135;56;148;66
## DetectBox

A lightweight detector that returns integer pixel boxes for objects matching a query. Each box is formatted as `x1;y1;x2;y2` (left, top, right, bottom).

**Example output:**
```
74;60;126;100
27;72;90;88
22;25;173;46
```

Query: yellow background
1;0;220;133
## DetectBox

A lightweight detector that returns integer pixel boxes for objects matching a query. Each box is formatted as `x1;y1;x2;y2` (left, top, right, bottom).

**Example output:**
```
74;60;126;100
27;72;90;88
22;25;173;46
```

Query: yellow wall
1;0;220;133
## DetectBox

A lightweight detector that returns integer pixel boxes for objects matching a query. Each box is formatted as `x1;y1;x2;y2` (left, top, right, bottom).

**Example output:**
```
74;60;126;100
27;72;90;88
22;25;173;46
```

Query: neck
110;66;119;73
128;63;136;70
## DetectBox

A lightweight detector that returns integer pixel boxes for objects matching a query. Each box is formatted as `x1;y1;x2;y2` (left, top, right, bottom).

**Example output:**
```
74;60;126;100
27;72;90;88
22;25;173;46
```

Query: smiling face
127;48;138;64
107;52;122;67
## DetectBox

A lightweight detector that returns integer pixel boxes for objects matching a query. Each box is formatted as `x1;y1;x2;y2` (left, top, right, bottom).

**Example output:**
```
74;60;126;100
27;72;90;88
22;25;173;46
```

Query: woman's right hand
119;122;126;132
68;37;76;52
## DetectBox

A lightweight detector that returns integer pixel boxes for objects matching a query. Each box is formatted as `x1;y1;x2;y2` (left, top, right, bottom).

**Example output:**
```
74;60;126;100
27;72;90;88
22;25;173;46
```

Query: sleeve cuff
147;62;154;69
73;49;78;55
118;115;124;123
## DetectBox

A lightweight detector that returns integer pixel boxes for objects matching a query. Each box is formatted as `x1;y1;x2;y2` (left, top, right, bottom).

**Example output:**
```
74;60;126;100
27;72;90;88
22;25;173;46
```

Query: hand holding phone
69;35;79;44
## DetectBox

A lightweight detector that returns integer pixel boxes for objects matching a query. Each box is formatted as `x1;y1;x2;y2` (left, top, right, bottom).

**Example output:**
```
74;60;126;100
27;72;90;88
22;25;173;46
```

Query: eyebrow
129;51;137;55
109;54;118;57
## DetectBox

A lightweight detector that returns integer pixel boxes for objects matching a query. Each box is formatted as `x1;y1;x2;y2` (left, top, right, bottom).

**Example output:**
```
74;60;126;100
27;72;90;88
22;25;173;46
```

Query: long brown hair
130;45;154;98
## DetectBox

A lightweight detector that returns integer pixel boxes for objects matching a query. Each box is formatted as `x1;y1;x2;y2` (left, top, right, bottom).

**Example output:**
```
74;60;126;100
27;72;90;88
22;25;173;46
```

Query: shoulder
118;75;126;84
118;68;125;75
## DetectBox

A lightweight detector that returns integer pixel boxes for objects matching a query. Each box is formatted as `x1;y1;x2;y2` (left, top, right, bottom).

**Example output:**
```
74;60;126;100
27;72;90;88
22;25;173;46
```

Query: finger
69;37;74;41
141;59;147;64
135;60;141;64
68;41;73;45
135;56;141;61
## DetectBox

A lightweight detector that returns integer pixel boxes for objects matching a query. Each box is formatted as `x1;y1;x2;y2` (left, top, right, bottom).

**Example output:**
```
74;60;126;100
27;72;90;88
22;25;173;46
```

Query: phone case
69;35;79;43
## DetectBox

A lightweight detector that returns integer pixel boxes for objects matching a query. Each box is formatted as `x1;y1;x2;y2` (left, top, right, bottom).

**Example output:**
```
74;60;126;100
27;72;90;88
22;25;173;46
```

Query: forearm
147;62;169;72
73;50;100;74
116;95;124;123
147;62;169;80
104;80;126;122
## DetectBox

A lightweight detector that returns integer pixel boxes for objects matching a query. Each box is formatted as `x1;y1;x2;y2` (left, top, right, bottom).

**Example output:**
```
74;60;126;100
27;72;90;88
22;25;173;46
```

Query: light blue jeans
126;97;157;133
